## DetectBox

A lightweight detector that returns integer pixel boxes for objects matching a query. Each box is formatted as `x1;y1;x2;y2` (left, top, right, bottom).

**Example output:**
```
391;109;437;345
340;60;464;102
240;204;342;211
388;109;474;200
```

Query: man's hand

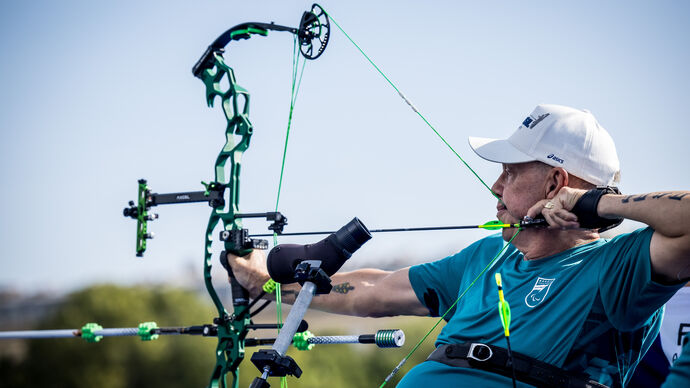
526;186;586;229
531;187;690;282
226;249;271;298
227;247;427;316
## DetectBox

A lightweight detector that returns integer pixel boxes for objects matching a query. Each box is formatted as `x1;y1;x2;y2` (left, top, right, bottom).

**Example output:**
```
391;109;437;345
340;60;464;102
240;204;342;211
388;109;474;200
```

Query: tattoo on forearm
332;282;355;294
622;192;687;203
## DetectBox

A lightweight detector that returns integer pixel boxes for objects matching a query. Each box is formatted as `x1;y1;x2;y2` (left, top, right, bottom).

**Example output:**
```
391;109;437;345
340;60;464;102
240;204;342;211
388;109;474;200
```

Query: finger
553;208;578;223
542;210;560;228
542;207;567;227
543;208;579;229
226;251;247;269
527;199;550;219
551;210;579;228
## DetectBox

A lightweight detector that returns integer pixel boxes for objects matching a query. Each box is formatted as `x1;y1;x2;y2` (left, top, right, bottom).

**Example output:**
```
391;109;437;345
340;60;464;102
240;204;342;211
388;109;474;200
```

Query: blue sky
1;1;688;292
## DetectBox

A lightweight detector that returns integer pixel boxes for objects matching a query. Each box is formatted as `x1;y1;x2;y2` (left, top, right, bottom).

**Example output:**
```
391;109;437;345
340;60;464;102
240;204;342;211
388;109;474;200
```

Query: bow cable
323;10;500;203
271;34;308;388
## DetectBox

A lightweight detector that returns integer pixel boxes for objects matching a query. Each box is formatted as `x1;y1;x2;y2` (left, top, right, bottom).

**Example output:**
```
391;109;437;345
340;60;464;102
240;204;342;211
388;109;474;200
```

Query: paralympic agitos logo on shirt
525;277;555;308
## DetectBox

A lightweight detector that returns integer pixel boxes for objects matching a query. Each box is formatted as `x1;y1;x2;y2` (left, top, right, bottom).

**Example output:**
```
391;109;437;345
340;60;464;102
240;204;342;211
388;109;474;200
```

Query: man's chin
501;226;520;241
496;210;520;225
496;212;522;241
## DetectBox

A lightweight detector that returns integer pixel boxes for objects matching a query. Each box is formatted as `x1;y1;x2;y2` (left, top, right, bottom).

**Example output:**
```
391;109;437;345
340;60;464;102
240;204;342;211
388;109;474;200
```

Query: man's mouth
496;204;518;223
496;204;507;216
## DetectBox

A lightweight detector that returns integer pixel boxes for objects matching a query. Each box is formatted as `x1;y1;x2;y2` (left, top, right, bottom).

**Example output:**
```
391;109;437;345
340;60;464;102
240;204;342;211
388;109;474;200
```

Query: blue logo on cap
522;113;550;129
547;154;564;164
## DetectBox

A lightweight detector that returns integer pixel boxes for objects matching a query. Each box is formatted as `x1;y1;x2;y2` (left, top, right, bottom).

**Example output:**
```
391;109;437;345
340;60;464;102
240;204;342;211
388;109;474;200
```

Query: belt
427;343;609;388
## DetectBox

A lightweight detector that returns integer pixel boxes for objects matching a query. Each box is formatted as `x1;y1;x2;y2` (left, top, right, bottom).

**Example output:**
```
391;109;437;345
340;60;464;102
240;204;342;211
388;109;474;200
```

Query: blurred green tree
1;285;442;388
2;285;216;388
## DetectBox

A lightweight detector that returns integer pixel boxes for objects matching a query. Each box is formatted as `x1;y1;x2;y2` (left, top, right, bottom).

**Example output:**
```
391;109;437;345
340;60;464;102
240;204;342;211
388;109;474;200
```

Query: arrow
495;273;517;388
250;219;549;237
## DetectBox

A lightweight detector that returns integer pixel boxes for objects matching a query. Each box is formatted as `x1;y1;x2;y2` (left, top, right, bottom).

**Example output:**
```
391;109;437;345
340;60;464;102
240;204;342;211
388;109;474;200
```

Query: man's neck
514;229;600;260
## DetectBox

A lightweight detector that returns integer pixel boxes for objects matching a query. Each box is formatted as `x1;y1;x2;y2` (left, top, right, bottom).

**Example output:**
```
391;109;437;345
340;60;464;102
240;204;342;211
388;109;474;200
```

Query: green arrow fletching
498;300;511;334
479;220;517;230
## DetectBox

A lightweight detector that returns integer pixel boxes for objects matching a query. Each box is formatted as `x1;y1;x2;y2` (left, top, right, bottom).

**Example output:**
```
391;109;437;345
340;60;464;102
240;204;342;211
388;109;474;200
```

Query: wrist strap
571;186;624;232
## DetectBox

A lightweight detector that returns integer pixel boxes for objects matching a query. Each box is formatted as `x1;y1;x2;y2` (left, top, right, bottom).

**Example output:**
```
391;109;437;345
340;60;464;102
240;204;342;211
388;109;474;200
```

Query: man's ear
545;167;569;199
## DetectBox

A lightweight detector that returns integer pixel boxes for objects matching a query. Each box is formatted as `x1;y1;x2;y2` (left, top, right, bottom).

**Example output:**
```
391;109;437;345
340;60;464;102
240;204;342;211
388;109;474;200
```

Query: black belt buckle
467;343;493;362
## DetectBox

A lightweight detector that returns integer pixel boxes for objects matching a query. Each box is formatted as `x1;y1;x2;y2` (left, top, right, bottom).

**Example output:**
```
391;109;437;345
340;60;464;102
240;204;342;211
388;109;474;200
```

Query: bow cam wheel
298;3;330;60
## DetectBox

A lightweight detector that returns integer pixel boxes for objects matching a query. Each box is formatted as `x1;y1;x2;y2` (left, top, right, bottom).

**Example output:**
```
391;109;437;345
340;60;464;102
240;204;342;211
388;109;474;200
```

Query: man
630;282;690;387
228;104;690;387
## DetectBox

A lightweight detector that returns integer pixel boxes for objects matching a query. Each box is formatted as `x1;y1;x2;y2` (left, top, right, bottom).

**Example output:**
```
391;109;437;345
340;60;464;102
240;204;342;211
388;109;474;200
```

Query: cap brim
468;137;536;164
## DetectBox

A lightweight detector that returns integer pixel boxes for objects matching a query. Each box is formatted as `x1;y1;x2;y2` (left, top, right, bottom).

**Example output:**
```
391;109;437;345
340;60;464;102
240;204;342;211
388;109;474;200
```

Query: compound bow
120;4;542;386
125;4;332;388
1;4;556;387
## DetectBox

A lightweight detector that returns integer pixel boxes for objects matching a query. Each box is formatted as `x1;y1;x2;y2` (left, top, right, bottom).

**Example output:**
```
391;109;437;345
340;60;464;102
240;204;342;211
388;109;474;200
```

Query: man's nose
491;177;503;197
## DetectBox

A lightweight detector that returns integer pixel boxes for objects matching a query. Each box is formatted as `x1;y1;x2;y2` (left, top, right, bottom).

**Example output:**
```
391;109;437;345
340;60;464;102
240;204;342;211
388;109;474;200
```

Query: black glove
571;186;624;233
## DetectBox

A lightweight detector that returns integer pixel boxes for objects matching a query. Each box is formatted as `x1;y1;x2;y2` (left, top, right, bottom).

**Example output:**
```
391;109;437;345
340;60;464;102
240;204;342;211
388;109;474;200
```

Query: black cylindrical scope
267;218;372;284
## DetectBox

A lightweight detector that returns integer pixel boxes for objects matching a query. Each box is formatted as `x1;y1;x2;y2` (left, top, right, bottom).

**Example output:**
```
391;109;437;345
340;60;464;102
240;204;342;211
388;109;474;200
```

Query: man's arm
226;250;429;317
529;188;690;283
598;191;690;283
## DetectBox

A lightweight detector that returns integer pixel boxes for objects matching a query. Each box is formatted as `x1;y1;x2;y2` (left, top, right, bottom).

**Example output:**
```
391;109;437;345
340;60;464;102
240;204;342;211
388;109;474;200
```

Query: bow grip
219;230;269;306
220;250;250;307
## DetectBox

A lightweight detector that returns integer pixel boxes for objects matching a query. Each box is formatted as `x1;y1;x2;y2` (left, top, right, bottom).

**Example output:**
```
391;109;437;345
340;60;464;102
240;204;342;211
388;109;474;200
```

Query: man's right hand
227;249;428;317
225;249;271;298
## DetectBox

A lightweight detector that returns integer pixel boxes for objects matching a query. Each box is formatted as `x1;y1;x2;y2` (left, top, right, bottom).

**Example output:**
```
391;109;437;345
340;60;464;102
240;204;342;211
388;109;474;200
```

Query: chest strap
427;343;609;388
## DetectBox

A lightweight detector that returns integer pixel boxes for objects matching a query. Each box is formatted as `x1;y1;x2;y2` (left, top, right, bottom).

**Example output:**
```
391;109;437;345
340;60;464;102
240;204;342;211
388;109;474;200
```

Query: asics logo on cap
547;154;564;164
521;113;550;129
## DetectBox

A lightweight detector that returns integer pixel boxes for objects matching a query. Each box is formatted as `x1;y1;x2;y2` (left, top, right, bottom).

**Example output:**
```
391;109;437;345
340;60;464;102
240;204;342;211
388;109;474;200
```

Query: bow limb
199;53;254;388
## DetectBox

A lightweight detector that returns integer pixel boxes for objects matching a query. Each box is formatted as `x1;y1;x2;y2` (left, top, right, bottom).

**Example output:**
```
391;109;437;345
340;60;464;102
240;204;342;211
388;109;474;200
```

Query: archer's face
492;162;549;239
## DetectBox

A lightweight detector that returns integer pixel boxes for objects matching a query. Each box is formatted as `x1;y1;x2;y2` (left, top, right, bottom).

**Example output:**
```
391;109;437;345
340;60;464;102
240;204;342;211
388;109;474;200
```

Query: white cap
468;104;620;186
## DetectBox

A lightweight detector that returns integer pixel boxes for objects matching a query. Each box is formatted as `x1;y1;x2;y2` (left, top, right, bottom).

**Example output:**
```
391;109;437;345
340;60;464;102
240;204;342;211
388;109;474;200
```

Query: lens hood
267;218;371;284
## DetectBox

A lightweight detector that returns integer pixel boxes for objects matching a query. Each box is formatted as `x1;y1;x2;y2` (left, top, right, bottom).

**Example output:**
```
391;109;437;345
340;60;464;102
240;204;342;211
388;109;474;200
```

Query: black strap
571;186;623;233
427;343;609;388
